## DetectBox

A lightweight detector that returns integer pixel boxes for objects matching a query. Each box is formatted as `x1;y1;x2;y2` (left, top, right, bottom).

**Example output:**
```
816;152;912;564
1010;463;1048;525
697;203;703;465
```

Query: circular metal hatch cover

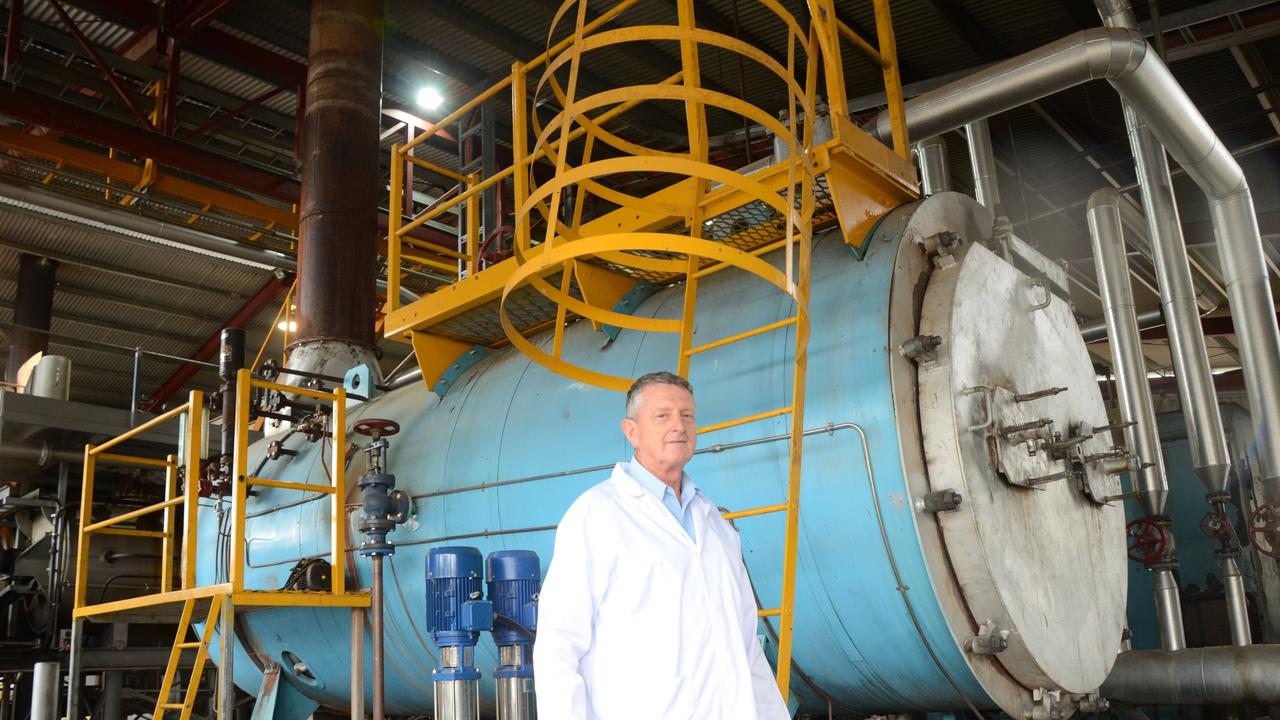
916;241;1127;696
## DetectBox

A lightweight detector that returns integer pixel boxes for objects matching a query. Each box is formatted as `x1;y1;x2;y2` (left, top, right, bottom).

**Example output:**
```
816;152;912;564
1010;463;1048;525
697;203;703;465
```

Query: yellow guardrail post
331;385;347;596
162;453;177;593
74;445;95;611
388;142;404;314
230;368;252;593
183;390;204;589
511;62;530;256
873;0;909;158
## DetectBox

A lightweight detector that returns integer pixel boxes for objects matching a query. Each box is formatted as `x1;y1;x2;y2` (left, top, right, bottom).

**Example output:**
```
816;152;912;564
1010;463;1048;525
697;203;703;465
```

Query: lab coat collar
622;457;698;509
609;463;702;547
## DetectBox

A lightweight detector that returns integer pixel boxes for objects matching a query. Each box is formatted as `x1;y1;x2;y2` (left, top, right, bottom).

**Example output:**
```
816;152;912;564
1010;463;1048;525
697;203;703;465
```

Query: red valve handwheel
1198;511;1234;541
1126;518;1169;564
353;418;400;437
1249;503;1280;559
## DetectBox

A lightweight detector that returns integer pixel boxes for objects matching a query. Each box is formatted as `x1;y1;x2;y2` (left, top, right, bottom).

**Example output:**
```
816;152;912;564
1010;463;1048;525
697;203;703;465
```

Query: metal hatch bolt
920;489;963;513
966;621;1010;655
899;334;942;363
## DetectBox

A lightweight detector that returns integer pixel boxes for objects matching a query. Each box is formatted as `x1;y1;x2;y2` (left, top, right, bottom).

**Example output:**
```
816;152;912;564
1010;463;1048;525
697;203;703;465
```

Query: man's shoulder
559;469;626;522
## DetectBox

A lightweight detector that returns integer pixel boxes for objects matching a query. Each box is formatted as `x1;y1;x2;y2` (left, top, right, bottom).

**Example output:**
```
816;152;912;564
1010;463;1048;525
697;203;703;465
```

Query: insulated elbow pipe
870;27;1280;496
914;136;951;196
1102;646;1280;705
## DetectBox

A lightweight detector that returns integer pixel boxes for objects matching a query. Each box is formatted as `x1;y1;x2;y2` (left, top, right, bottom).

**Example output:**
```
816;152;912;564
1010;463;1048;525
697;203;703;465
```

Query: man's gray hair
625;371;694;419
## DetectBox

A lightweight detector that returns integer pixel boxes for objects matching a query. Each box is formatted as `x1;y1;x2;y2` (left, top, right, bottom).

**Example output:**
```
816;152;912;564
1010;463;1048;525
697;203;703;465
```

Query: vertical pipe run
964;119;1000;211
371;554;384;720
1095;0;1232;498
1222;556;1252;646
296;0;384;346
1087;188;1169;516
31;662;58;720
218;329;245;462
914;136;950;196
1152;568;1187;651
64;619;81;720
4;254;57;385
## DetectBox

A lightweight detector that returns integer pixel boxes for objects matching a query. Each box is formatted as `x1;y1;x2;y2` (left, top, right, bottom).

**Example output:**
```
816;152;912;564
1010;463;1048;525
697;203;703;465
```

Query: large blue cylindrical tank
198;194;1126;719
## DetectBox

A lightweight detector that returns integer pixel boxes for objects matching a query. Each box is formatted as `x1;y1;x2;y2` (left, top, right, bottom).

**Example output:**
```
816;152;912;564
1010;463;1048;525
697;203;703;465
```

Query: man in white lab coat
534;371;791;719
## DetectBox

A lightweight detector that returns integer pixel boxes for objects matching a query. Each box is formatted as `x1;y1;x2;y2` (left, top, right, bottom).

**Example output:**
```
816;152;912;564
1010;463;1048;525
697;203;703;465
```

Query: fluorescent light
278;320;298;332
416;87;444;111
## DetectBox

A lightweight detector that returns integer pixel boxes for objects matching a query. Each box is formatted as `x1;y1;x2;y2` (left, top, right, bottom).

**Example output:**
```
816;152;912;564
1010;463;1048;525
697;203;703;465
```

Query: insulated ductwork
869;27;1280;496
1102;646;1280;705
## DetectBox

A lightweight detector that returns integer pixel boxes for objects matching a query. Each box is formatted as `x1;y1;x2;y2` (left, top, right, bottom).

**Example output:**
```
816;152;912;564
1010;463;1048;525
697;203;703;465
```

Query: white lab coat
533;463;791;719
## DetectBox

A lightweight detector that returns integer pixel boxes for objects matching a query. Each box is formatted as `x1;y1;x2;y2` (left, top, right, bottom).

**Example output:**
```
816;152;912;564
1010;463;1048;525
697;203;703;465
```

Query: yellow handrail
230;369;348;595
75;391;203;612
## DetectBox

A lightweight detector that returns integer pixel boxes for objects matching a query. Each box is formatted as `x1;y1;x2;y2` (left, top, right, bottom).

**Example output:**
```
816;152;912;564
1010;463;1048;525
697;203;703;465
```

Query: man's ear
620;417;637;448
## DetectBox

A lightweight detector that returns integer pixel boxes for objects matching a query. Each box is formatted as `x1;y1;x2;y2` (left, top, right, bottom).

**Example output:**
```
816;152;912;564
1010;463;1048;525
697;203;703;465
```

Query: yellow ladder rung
699;405;792;435
159;703;186;709
723;502;788;521
175;641;202;649
685;317;798;357
758;608;782;617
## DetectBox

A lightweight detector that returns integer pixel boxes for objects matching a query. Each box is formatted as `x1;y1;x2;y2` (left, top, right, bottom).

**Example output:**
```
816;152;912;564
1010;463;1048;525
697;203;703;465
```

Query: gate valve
1125;518;1169;564
353;418;410;556
1249;502;1280;559
1198;511;1234;542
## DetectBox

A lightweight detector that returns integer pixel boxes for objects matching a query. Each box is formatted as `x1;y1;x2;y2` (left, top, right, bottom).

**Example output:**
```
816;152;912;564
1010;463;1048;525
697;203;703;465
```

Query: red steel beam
181;84;286;141
4;0;23;80
47;0;155;129
145;271;293;410
162;37;180;135
0;84;301;204
167;0;237;38
86;0;306;85
1139;312;1280;340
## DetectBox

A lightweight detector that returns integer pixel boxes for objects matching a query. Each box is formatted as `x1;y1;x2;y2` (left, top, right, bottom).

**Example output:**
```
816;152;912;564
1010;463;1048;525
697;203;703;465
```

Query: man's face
621;383;697;476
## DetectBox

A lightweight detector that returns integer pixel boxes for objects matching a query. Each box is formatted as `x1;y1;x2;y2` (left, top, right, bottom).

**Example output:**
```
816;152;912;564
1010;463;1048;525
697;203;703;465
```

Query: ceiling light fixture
416;87;445;111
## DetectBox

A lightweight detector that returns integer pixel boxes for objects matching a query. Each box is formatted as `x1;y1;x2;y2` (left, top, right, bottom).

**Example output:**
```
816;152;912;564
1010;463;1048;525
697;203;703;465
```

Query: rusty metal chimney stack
4;254;59;386
291;0;385;378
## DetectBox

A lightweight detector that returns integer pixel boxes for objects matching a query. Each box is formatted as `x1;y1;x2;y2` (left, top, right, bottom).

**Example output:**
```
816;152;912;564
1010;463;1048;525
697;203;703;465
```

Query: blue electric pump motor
487;550;540;719
427;546;492;719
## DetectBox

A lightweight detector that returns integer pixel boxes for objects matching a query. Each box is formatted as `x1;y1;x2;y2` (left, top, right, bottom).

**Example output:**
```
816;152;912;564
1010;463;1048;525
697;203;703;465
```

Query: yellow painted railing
74;374;363;619
229;368;348;594
384;0;911;316
75;392;204;611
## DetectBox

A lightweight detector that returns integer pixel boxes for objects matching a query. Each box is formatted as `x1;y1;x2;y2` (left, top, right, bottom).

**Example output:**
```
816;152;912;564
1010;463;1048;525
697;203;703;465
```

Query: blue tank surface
196;198;1016;717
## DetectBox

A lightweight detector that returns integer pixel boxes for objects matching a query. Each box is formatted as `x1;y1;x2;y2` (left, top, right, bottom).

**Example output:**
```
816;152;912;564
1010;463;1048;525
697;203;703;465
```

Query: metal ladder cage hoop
501;0;819;393
499;0;819;700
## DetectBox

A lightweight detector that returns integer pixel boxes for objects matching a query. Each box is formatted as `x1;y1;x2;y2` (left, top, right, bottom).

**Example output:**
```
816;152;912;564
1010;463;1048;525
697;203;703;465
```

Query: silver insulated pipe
1095;0;1251;648
965;118;1000;210
32;662;59;720
1094;0;1231;500
1089;189;1187;652
868;28;1280;497
1222;556;1252;646
914;136;951;195
1102;645;1280;704
1087;188;1169;516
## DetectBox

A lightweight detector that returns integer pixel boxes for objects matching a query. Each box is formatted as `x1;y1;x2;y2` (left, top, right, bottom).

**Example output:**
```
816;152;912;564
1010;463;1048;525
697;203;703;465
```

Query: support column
295;0;384;349
4;254;58;385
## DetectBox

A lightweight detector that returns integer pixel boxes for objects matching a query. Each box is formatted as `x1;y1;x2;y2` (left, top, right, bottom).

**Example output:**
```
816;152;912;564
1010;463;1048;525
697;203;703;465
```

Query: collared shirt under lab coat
533;462;791;719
